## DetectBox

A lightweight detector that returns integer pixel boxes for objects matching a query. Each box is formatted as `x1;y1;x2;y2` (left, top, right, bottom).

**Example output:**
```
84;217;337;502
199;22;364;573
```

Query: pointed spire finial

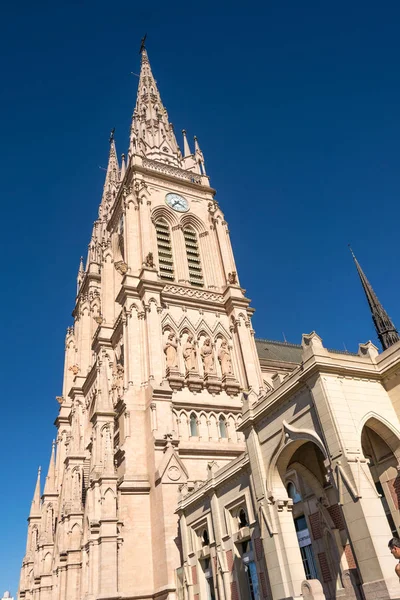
139;33;147;54
29;467;41;518
43;441;56;496
182;130;191;157
109;127;115;143
120;153;126;181
128;41;181;166
194;135;207;175
350;246;399;351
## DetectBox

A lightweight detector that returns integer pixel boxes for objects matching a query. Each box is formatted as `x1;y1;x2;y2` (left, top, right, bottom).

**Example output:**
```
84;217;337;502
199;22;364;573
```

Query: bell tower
18;44;264;600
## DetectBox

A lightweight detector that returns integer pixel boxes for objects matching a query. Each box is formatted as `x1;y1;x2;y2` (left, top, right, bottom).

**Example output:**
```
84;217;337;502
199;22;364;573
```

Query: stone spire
194;135;207;175
120;153;126;181
29;467;41;518
129;45;181;166
100;131;120;212
43;441;56;495
182;130;191;157
350;246;399;350
77;256;84;292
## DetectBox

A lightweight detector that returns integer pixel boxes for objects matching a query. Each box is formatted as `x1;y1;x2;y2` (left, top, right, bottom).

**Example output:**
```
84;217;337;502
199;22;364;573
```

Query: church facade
18;47;400;600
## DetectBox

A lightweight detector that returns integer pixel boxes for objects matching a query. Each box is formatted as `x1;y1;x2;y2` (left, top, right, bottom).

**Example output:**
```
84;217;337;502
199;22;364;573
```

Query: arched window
202;529;209;546
155;219;174;281
238;508;249;529
190;413;198;437
219;416;227;439
183;226;203;287
287;482;302;504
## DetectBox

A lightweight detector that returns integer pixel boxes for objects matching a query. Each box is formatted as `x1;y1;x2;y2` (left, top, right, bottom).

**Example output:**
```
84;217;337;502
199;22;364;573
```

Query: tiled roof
255;338;303;364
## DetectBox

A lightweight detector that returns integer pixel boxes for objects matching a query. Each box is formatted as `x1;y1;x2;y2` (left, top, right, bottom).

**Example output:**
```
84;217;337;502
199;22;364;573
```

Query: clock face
165;193;189;212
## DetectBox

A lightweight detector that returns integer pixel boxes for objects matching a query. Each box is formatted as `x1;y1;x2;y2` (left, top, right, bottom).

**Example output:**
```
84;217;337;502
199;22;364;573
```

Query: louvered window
156;219;174;281
183;227;203;287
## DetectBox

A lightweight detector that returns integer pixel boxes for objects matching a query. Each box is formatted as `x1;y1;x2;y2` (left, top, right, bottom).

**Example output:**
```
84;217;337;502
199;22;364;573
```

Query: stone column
125;193;141;273
231;310;262;394
178;512;194;600
246;428;305;600
126;306;142;387
328;455;398;600
208;485;229;600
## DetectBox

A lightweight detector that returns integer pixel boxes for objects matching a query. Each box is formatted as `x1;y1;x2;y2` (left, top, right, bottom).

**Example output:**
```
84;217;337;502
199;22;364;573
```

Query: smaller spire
101;131;120;207
77;256;85;294
349;246;400;351
120;153;126;181
194;136;207;175
43;441;56;496
29;467;41;518
182;130;191;157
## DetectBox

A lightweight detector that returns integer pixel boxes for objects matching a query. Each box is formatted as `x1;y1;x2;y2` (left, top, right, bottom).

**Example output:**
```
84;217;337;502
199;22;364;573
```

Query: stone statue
201;337;215;374
144;252;154;268
183;334;196;372
164;333;178;368
218;339;232;375
228;271;237;285
112;363;124;404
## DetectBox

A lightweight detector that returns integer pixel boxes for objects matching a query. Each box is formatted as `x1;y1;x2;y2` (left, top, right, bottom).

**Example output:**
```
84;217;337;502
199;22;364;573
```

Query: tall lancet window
183;226;203;287
155;219;174;281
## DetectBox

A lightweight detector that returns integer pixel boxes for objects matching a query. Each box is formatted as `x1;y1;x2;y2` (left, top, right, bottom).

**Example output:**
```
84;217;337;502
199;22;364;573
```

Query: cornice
176;453;249;510
239;353;382;432
134;162;215;195
75;272;101;305
137;272;165;297
177;442;245;458
161;284;225;310
115;274;141;306
82;363;97;396
92;324;114;354
172;399;242;412
222;286;252;313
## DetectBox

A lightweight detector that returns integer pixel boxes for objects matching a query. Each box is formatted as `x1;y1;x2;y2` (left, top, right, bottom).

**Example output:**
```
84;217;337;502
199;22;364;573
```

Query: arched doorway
280;441;360;600
361;418;400;537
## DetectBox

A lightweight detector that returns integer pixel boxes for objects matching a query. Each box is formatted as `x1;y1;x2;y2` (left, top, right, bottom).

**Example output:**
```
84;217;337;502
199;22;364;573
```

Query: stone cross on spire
349;246;399;351
128;44;181;166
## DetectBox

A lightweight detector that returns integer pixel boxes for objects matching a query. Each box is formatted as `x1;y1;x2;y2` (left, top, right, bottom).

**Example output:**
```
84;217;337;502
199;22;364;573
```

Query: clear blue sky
2;0;400;594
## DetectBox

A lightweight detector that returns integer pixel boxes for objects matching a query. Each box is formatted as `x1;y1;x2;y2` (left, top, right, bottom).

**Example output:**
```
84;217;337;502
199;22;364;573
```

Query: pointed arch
189;412;198;437
213;322;231;341
103;487;116;517
128;301;141;315
161;313;179;333
267;421;328;496
180;213;207;234
218;414;228;439
177;315;196;337
151;206;179;227
359;412;400;461
43;552;52;573
70;523;82;550
195;320;214;339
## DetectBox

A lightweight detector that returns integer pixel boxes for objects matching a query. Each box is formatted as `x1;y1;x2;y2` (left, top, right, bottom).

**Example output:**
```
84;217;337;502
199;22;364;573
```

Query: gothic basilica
18;46;400;600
